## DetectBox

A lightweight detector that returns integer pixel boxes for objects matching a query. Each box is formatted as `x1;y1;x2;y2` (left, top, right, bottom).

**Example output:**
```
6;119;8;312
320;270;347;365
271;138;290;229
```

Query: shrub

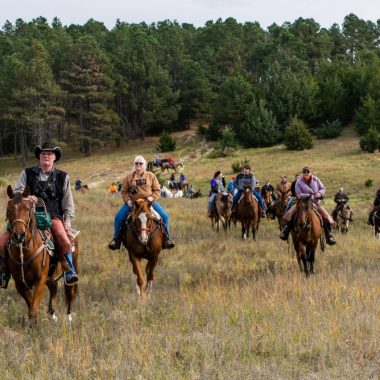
365;178;374;187
359;127;380;153
355;97;380;135
315;119;343;139
284;117;314;150
231;158;250;173
215;127;237;153
239;100;280;147
156;131;176;152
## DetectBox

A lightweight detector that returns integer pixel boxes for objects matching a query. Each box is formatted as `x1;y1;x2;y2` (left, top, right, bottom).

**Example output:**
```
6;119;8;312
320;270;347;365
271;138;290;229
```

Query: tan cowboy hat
34;142;62;162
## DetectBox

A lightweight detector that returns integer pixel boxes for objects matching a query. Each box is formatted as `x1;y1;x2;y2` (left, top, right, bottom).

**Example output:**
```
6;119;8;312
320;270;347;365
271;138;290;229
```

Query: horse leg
130;256;145;299
145;255;159;294
241;222;246;240
309;247;316;275
29;277;48;325
14;281;33;314
46;278;59;321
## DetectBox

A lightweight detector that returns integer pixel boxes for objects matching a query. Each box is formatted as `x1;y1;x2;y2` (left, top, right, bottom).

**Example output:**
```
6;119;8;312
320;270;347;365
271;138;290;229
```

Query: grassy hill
0;128;379;379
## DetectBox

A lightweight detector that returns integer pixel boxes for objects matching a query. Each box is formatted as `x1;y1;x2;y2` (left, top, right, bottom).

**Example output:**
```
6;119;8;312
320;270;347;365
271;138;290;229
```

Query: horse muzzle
12;231;26;244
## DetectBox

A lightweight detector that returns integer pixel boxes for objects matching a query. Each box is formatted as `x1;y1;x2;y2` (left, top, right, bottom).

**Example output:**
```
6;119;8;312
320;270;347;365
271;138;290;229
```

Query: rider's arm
14;170;27;193
121;175;132;204
151;174;161;200
62;175;75;223
315;177;326;198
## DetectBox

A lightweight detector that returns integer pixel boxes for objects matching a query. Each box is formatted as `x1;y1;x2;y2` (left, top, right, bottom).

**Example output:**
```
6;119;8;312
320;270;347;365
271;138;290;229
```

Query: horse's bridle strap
8;242;47;267
11;219;27;227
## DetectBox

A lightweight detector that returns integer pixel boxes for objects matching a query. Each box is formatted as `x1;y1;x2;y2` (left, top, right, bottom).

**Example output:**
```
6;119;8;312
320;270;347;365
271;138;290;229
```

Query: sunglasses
302;170;310;174
135;162;144;166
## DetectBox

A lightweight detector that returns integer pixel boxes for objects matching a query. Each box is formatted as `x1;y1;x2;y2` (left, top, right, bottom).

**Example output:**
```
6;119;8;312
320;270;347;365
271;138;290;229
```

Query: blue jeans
114;202;170;237
285;197;295;212
232;189;266;210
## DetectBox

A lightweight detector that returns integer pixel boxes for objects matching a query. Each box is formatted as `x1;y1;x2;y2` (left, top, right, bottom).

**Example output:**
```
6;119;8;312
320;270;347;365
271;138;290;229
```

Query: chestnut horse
161;162;184;173
291;196;323;277
264;190;275;219
211;192;232;232
5;186;78;325
236;185;260;240
276;191;290;230
124;199;164;299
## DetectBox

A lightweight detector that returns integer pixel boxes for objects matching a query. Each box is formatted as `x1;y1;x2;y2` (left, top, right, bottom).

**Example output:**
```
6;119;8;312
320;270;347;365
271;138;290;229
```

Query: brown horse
5;186;78;325
336;204;351;234
264;190;275;219
291;196;323;277
124;199;164;299
161;161;184;173
236;185;260;240
276;191;290;230
372;206;380;238
211;192;232;232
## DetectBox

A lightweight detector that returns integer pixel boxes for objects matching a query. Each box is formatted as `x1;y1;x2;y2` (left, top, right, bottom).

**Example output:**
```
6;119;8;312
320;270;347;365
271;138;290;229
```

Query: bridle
7;199;48;288
296;199;312;230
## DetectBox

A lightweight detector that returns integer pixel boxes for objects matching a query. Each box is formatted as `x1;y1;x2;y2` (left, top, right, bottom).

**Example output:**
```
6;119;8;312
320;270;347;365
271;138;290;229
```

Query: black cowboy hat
34;142;62;162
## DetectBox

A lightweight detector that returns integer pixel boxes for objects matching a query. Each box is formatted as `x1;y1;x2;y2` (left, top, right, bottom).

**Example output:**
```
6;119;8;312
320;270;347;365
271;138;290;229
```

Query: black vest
25;166;67;219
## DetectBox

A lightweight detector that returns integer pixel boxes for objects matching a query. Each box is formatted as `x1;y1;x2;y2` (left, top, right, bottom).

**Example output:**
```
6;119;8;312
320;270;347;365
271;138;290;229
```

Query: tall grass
0;127;379;379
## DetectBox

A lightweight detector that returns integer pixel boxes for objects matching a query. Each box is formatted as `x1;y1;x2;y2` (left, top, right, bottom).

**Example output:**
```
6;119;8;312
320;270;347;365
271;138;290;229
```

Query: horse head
6;185;33;244
242;185;254;206
132;199;153;245
217;192;232;212
296;196;313;230
264;190;272;206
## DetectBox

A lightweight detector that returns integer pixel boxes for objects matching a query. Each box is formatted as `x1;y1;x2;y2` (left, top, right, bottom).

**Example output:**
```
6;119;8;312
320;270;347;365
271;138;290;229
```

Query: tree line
1;14;380;163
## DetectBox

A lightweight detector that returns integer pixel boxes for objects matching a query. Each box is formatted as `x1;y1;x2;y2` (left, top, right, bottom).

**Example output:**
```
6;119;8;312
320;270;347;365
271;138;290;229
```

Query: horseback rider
74;178;82;190
231;164;267;218
332;187;353;222
0;142;78;288
155;153;161;167
280;166;336;245
275;175;291;199
285;173;301;212
367;187;380;226
167;155;175;168
226;176;235;195
261;180;276;201
207;171;226;217
108;155;175;250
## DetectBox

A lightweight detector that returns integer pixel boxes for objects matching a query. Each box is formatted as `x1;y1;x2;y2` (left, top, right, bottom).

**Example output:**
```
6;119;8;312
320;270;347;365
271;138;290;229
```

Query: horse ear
7;185;14;199
22;185;30;198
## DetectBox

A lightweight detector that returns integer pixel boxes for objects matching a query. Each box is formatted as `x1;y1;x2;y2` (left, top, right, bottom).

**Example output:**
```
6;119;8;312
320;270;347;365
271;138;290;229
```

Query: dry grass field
0;128;379;379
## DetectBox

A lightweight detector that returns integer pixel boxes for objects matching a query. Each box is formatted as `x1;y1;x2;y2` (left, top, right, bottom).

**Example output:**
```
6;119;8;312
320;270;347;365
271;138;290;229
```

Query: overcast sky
1;0;378;30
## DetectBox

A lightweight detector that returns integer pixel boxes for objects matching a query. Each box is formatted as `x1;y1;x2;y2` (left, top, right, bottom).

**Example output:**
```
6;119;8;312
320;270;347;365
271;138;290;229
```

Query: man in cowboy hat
0;142;78;288
332;187;353;222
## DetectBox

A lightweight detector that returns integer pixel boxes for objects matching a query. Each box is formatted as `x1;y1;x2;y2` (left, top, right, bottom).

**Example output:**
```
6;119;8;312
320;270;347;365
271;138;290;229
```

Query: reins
8;201;48;289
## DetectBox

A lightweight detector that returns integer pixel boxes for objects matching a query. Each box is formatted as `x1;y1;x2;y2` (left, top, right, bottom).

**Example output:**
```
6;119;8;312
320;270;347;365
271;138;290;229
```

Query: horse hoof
67;314;73;323
146;281;153;293
51;313;58;322
135;284;141;295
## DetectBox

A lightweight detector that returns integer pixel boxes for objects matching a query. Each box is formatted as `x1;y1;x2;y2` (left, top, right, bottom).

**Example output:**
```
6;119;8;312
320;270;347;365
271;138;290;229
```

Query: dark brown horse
211;192;232;232
372;206;380;238
124;199;164;299
276;191;290;230
161;161;184;173
6;186;78;325
291;196;323;277
236;185;260;240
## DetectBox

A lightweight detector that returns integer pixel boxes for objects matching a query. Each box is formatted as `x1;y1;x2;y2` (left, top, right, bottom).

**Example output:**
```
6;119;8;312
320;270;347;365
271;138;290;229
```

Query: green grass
0;126;379;379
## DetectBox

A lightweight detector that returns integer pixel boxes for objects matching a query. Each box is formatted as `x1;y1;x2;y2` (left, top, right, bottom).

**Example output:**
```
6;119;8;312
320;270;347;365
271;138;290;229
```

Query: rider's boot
108;228;124;250
0;255;10;289
280;221;292;241
230;204;237;221
63;252;79;286
323;223;336;245
163;233;176;249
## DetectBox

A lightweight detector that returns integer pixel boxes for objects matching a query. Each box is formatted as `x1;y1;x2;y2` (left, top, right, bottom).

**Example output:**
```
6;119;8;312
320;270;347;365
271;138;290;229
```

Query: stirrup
163;235;175;249
64;272;79;286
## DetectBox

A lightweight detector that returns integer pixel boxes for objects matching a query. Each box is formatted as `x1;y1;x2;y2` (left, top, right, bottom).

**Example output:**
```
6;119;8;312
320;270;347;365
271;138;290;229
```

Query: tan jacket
276;182;291;198
121;170;161;203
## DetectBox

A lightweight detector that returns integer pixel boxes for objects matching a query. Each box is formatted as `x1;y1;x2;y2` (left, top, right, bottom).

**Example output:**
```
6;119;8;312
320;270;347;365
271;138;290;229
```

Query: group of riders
0;141;379;289
207;164;379;246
